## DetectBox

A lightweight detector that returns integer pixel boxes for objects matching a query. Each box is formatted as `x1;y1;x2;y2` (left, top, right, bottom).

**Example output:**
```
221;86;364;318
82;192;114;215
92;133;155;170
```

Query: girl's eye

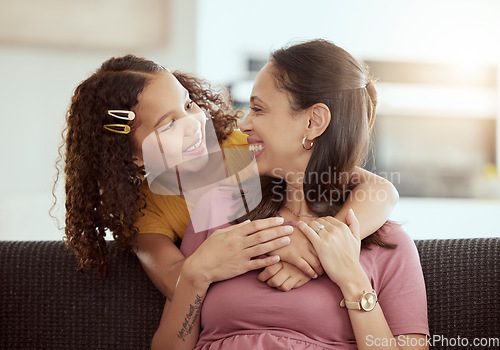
250;106;263;113
186;100;194;110
159;120;175;133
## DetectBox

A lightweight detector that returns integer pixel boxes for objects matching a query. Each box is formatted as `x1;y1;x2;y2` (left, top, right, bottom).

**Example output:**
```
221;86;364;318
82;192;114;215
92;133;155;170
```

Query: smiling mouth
184;138;203;152
249;144;265;153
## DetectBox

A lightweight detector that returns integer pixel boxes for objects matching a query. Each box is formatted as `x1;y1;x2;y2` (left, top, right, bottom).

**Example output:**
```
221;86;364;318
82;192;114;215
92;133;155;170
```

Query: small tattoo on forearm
177;294;203;341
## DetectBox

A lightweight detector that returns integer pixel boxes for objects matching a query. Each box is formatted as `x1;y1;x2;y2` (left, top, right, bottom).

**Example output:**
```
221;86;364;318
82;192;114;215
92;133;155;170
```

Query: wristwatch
340;290;378;311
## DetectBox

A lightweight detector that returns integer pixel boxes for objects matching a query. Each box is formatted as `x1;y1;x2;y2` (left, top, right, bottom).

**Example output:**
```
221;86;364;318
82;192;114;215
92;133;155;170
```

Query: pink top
180;187;429;349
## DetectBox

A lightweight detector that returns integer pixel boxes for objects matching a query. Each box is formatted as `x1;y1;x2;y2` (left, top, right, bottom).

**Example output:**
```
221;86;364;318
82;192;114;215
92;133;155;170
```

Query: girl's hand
297;209;362;288
184;217;293;289
267;226;324;279
258;261;312;291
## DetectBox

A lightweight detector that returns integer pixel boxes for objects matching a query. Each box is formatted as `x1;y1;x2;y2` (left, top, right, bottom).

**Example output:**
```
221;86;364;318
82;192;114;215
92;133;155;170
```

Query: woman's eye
159;120;175;133
186;100;194;110
250;106;262;113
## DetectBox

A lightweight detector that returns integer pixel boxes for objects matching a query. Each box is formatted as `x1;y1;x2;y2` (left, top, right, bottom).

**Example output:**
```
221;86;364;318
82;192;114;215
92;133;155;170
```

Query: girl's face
240;63;311;180
132;70;208;173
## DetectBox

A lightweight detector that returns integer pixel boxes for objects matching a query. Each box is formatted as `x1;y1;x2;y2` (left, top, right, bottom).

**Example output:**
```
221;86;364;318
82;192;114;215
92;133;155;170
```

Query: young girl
151;40;428;350
59;54;399;303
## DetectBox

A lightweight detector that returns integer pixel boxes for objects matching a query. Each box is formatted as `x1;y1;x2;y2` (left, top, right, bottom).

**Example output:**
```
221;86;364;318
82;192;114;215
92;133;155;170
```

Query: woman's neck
281;182;317;220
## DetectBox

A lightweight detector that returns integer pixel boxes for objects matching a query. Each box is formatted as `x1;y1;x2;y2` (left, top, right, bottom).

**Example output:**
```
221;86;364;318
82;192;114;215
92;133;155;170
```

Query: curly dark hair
54;55;241;277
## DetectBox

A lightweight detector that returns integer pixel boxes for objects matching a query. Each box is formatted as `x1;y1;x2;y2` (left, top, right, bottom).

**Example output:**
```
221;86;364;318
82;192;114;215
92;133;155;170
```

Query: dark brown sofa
1;238;499;350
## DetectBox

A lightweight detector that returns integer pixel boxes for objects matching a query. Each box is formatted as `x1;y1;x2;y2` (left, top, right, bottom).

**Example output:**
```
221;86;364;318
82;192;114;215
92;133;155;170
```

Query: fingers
265;269;289;288
245;225;293;248
297;221;321;245
246;255;281;271
245;236;291;258
289;257;319;279
290;279;308;290
236;217;285;236
258;262;283;282
305;255;324;276
315;218;337;235
269;264;312;292
276;277;297;292
296;221;326;275
258;263;293;290
259;262;314;292
318;216;351;237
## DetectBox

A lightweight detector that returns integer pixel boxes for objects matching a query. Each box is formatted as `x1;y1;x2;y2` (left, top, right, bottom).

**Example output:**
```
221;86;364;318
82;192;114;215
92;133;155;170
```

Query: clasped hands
184;210;361;292
259;209;361;291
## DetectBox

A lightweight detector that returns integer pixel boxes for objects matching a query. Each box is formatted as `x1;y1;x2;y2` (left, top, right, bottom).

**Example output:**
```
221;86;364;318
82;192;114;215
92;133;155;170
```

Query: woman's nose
239;115;253;135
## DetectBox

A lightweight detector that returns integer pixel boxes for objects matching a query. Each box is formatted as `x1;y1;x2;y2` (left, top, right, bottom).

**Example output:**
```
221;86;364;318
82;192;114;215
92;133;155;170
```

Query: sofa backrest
1;238;499;350
416;238;499;349
0;241;163;350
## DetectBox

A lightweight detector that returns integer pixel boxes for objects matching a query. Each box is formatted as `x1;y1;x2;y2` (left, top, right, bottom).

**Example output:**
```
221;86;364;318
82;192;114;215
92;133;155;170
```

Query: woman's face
132;70;208;173
240;63;310;179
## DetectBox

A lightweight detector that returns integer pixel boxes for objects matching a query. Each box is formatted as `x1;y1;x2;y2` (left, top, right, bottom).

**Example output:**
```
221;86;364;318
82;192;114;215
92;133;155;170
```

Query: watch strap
340;290;377;311
340;299;361;310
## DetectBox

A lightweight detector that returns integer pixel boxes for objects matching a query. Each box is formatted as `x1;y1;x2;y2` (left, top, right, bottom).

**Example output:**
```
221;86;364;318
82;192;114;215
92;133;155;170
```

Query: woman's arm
151;219;292;350
298;211;427;350
338;262;427;350
260;168;399;290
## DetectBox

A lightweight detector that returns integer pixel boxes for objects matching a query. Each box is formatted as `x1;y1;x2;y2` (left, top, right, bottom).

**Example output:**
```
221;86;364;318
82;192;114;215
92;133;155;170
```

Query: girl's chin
180;153;210;171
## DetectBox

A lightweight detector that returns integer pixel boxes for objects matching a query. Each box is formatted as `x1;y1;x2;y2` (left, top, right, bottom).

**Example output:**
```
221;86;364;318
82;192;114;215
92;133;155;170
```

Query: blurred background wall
0;0;499;241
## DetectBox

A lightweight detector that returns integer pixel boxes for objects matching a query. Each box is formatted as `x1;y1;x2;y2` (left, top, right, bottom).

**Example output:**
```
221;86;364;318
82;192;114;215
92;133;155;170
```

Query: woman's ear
305;103;331;139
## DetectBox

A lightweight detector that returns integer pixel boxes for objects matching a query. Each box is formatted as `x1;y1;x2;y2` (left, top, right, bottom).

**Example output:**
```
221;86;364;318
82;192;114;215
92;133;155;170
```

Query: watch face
361;291;377;311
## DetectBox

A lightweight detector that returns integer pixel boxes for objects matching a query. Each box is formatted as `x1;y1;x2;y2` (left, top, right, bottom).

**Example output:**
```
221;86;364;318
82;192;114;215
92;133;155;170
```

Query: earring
302;136;314;150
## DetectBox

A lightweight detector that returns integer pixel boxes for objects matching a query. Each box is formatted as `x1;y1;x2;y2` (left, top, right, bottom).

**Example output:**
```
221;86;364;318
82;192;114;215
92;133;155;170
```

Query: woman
58;54;398;302
151;40;428;350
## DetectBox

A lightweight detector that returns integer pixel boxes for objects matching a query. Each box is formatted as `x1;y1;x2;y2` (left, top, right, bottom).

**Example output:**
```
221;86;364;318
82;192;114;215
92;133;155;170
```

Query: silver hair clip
107;110;136;121
104;110;135;135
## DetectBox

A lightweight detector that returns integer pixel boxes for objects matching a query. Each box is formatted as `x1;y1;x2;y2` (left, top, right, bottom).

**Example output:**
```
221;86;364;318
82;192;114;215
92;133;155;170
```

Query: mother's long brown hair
237;39;394;249
55;55;240;277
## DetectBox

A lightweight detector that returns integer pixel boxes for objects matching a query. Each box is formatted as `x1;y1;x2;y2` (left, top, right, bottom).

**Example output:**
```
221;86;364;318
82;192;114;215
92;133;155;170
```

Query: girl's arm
336;167;399;238
135;233;185;299
261;168;399;290
151;261;208;350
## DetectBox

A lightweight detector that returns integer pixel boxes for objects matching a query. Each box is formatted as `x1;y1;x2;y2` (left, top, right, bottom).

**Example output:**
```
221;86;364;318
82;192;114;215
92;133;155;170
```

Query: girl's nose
181;114;202;136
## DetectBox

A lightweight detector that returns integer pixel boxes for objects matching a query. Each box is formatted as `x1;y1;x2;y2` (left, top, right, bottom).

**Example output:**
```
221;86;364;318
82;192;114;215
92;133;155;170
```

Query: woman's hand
258;261;312;291
298;209;362;288
266;226;324;279
183;217;293;289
